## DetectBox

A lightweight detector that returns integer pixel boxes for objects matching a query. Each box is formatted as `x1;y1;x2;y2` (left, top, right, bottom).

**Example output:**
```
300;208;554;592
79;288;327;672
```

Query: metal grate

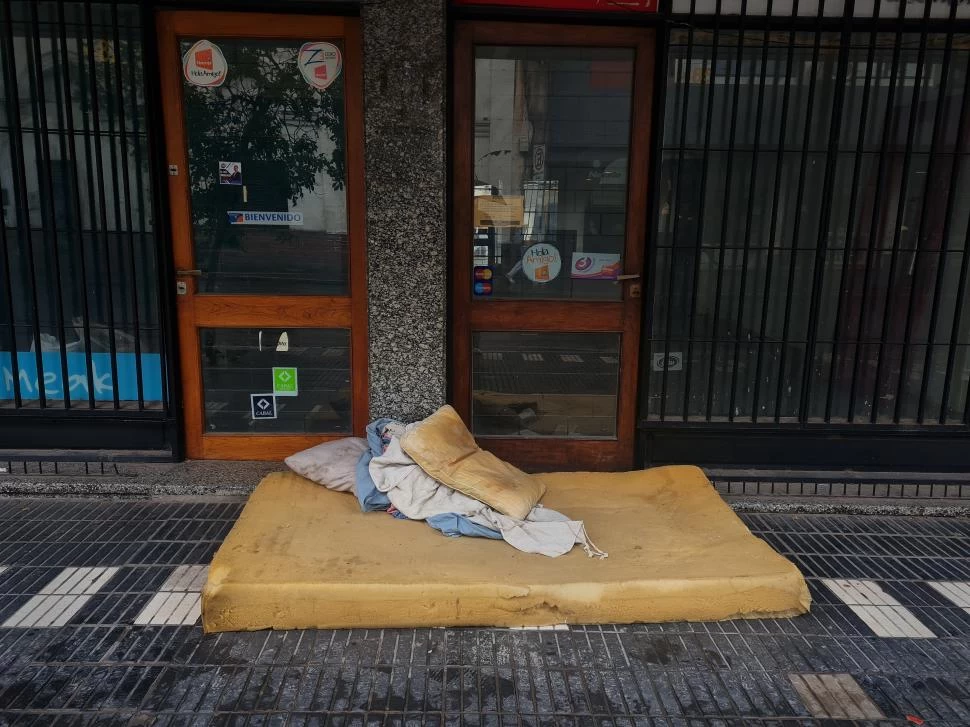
0;460;121;477
0;1;166;415
713;477;970;499
645;0;970;429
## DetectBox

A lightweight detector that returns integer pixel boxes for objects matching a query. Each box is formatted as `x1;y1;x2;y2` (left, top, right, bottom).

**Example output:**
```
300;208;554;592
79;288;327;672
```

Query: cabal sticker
297;42;342;90
183;40;227;88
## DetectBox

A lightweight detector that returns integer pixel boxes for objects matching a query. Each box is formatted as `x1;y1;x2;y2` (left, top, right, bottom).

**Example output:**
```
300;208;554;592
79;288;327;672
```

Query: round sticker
297;42;343;90
183;40;228;88
522;243;562;284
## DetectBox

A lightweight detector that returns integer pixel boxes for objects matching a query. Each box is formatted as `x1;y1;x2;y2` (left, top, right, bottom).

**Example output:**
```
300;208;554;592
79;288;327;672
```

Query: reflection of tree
182;42;344;247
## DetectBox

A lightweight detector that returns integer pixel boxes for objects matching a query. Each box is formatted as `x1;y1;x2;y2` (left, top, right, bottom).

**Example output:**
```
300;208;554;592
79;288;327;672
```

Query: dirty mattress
202;465;810;632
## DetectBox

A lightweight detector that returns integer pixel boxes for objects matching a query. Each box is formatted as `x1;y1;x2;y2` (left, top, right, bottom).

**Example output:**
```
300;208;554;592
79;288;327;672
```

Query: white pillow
285;437;369;492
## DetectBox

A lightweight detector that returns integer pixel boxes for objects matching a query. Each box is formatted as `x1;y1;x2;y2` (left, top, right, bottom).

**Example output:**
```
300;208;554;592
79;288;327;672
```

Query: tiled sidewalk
0;498;967;726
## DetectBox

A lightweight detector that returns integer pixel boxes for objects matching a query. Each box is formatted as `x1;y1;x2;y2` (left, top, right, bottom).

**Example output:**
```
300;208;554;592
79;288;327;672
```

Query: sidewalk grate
0;499;967;724
1;460;123;477
713;478;970;500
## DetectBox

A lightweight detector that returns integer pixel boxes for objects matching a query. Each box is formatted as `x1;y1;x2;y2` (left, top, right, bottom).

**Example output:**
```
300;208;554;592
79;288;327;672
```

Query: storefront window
199;327;351;434
648;28;970;426
0;2;163;410
472;46;634;301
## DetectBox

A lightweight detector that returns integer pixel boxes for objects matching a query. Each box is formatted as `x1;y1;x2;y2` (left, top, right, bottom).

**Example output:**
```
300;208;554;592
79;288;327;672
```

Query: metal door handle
616;274;641;281
176;269;202;276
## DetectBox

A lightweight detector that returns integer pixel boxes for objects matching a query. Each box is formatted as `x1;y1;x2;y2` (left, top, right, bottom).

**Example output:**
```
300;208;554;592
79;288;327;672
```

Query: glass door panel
473;46;634;302
453;22;654;471
159;11;367;459
180;37;349;296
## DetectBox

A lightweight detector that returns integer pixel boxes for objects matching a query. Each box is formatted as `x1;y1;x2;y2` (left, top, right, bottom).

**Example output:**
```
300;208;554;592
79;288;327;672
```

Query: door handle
176;269;202;276
616;274;641;281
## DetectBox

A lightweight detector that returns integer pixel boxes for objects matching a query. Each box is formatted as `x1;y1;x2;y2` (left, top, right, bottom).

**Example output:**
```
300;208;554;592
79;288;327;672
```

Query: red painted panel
453;0;658;13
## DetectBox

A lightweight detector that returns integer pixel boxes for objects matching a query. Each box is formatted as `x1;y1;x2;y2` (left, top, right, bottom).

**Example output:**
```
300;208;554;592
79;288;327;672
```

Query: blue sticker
1;351;163;402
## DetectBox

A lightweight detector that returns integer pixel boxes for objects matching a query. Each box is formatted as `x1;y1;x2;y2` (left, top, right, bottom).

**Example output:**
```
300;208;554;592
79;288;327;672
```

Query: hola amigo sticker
522;243;561;283
183;40;227;88
297;42;342;90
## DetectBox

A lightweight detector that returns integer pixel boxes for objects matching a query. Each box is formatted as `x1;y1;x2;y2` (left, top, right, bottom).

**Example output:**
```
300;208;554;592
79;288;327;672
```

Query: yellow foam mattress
202;466;810;632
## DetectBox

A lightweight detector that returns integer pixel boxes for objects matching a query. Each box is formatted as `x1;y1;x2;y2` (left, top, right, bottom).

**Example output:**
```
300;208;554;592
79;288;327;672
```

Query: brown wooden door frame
157;11;368;460
452;21;655;471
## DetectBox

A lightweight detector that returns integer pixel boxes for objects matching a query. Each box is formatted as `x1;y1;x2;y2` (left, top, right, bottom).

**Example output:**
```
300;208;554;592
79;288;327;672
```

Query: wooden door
452;22;655;471
157;11;367;459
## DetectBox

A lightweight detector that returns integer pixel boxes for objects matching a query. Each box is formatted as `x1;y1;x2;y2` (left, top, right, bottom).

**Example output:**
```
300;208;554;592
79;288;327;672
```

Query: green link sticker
272;366;298;397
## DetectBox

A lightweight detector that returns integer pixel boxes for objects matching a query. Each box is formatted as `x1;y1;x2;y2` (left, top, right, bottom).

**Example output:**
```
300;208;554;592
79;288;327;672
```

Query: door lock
629;283;642;299
176;280;187;296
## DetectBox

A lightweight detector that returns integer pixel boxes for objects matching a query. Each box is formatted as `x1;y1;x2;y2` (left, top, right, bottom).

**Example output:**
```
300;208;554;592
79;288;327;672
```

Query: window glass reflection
473;46;634;301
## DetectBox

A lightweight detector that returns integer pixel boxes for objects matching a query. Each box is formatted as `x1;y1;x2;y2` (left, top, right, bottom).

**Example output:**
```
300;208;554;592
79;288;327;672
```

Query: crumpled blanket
368;429;607;559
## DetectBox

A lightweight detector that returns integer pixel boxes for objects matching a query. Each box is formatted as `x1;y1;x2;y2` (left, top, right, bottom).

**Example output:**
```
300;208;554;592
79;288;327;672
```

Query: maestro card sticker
183;40;228;88
297;42;342;90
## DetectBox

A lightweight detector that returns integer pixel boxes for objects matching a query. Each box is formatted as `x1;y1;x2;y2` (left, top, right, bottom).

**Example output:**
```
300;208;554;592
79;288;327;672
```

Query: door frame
157;11;368;460
451;21;655;471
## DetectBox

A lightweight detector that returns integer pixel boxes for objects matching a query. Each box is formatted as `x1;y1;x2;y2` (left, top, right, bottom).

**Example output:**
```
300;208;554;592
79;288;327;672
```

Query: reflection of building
1;0;969;474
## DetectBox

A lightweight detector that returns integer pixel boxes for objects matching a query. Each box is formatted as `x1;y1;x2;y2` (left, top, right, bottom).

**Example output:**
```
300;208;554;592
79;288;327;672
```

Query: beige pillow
285;437;368;492
400;405;545;519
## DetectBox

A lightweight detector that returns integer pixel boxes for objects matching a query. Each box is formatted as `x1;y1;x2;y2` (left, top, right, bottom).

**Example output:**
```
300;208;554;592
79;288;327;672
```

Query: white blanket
369;436;606;558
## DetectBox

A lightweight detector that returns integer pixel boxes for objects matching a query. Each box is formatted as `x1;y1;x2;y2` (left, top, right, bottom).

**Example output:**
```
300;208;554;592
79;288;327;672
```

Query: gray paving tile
0;499;968;725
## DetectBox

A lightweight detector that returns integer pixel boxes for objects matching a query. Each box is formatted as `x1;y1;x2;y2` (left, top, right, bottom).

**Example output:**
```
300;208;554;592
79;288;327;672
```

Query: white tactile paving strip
789;673;886;720
928;580;970;615
823;578;937;638
133;565;208;626
1;566;119;628
560;354;583;363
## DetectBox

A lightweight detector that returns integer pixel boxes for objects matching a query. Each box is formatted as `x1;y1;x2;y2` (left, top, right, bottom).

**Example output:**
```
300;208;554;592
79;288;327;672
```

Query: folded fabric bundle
370;431;606;558
289;405;606;558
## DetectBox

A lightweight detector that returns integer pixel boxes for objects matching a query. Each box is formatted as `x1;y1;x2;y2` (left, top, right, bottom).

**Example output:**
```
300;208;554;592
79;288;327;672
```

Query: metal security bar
646;0;970;428
0;1;166;416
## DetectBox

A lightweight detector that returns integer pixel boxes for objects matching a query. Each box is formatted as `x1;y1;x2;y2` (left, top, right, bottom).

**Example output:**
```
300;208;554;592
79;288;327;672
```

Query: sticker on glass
473;266;493;282
522;243;561;283
297;42;342;90
219;161;242;186
273;367;298;397
183;40;228;88
227;210;303;226
571;252;621;280
250;393;277;420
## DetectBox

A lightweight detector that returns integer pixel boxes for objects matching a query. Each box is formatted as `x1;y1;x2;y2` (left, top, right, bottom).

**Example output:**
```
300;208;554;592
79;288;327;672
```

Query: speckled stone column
361;0;448;422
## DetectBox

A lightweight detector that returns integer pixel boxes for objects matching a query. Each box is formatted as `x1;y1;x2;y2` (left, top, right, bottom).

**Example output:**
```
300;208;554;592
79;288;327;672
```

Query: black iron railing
0;1;168;419
645;0;970;428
